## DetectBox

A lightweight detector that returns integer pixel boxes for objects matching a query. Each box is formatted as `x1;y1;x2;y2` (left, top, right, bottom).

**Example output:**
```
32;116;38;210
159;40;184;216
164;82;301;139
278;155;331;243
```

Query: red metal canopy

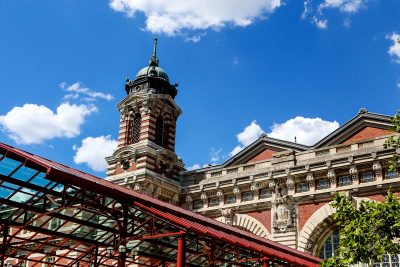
0;142;321;267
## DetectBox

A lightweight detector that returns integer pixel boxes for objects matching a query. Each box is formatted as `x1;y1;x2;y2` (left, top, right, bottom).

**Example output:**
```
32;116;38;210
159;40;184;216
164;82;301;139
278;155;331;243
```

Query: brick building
105;40;400;265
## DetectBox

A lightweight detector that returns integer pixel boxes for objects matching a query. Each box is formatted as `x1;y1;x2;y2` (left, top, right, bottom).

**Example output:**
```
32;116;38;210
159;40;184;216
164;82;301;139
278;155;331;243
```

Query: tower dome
125;38;177;98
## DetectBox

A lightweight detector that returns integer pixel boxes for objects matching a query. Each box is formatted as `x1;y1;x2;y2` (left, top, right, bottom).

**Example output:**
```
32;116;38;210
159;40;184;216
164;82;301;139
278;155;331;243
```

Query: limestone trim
215;214;271;239
297;202;336;254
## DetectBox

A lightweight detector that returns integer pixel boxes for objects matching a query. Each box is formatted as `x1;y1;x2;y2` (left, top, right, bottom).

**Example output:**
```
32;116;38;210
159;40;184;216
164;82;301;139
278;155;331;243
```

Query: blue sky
0;0;399;175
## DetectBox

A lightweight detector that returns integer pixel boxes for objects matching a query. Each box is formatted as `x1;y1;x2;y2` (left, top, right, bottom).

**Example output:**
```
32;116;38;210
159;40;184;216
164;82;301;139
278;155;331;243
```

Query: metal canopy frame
0;143;321;267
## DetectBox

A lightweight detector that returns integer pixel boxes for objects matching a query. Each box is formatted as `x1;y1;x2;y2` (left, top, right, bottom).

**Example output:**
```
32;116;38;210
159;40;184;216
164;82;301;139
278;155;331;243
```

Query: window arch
127;113;141;145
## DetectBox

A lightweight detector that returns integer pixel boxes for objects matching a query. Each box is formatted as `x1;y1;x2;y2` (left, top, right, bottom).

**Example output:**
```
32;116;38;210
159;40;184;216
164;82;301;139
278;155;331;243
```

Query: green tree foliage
384;111;400;170
321;191;400;267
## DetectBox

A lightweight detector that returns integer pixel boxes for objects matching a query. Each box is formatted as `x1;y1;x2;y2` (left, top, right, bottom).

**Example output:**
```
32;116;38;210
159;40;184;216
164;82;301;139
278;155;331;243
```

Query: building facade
106;40;400;264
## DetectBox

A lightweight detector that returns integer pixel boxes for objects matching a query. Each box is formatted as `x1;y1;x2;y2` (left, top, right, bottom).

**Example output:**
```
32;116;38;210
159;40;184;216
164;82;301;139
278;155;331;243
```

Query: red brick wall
246;209;271;232
362;192;400;202
246;149;277;163
298;202;329;230
341;127;392;145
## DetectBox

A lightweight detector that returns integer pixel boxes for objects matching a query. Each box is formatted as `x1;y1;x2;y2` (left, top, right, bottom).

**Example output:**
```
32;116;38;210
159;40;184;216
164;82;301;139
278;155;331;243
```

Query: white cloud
229;145;244;157
229;120;264;156
0;103;97;145
303;0;367;29
73;135;117;172
109;0;282;36
228;117;339;156
388;33;400;63
61;82;114;101
268;116;339;145
210;147;223;164
187;163;201;171
319;0;365;13
233;57;240;65
237;120;264;146
313;17;328;29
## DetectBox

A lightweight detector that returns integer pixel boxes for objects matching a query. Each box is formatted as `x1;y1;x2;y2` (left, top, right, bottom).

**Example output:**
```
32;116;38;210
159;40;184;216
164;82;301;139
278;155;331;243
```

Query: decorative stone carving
373;161;382;178
200;192;208;204
233;187;241;196
145;183;154;196
250;182;259;192
327;169;336;188
133;183;142;193
154;186;162;198
306;172;315;190
170;194;179;205
272;184;294;232
268;180;276;190
221;208;234;225
185;194;193;204
349;165;359;184
273;202;292;231
216;190;224;200
286;176;295;190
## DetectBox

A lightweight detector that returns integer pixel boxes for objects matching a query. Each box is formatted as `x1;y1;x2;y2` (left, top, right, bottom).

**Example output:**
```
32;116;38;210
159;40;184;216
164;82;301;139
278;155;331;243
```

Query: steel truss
0;143;321;267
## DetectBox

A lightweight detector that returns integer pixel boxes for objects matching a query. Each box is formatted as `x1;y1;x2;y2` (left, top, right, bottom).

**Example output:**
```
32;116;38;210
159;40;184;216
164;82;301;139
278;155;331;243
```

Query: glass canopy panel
0;157;22;176
11;166;39;182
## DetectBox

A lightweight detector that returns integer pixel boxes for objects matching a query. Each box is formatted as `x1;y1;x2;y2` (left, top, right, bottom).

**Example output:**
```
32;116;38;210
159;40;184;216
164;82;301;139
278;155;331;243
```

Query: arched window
127;113;141;145
319;229;340;259
155;116;164;146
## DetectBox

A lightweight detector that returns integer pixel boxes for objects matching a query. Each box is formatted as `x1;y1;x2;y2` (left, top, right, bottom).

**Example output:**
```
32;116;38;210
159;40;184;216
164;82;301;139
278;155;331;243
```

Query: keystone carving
306;172;315;190
272;184;295;232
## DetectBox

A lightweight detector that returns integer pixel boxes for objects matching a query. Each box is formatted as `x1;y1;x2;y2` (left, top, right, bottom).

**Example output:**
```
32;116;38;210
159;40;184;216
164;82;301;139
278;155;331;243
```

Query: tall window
155;116;164;146
127;113;141;145
319;229;340;259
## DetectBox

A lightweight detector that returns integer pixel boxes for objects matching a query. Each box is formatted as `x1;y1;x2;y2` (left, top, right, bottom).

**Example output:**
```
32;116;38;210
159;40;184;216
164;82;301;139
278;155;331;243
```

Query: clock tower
106;39;183;203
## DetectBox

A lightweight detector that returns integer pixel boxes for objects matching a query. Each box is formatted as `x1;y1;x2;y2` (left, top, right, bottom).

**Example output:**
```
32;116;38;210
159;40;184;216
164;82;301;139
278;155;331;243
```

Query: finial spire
149;37;159;67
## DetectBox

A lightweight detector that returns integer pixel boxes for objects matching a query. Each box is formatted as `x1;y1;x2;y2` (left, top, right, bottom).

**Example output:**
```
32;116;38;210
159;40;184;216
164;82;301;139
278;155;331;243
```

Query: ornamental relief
271;182;295;232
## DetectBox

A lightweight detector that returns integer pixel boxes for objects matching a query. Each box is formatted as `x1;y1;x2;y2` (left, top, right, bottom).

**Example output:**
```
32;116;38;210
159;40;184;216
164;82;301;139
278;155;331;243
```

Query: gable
340;126;393;145
313;111;394;148
246;148;277;163
224;135;309;167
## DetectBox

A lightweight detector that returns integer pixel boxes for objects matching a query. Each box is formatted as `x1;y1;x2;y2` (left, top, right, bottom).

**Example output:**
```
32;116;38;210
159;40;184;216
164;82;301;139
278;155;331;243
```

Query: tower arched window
127;113;141;145
155;116;164;146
